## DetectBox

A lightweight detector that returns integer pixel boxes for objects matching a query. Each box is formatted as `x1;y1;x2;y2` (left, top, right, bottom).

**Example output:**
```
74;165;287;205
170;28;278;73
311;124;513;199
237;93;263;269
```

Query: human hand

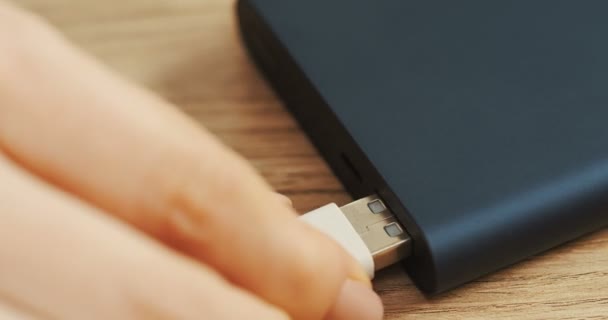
0;3;383;320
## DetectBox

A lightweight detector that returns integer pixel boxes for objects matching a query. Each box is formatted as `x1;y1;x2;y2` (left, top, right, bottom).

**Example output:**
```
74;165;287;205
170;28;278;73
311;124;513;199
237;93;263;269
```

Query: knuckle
153;148;249;252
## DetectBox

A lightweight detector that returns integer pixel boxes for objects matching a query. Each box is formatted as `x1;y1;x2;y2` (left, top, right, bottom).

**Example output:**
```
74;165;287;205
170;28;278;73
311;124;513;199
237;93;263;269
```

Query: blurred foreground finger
0;154;288;320
0;302;35;320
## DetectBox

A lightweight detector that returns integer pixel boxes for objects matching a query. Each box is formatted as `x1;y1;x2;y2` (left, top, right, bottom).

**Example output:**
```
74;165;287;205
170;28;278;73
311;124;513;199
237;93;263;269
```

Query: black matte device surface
238;0;608;294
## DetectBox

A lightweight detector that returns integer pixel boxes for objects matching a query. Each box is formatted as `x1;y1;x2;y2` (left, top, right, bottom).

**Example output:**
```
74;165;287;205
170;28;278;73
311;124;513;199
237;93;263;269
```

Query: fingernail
327;279;384;320
274;193;293;207
349;266;373;288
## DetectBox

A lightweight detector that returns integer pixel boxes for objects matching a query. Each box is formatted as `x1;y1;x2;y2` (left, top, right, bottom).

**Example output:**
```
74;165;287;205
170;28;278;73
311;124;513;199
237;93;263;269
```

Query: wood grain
12;0;607;318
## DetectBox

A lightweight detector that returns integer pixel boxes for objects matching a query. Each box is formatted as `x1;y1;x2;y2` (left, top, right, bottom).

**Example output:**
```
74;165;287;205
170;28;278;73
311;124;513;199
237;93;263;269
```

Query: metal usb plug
300;194;411;277
339;195;412;271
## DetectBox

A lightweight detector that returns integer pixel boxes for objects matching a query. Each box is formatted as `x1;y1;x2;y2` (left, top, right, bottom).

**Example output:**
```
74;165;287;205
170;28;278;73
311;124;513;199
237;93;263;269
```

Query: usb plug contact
340;196;412;271
300;195;411;278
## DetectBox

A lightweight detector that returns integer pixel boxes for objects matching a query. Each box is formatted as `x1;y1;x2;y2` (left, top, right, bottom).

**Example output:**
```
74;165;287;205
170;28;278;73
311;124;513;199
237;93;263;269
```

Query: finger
0;154;288;320
0;6;378;320
275;193;294;207
325;280;384;320
0;302;36;320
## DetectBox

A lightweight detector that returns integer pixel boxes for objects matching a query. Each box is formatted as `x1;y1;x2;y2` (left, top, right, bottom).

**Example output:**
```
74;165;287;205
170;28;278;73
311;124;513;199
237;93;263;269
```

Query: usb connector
340;196;412;271
300;195;411;278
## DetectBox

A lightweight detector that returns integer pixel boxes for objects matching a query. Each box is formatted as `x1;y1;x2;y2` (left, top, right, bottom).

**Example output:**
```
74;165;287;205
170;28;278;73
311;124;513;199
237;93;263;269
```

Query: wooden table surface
14;0;608;319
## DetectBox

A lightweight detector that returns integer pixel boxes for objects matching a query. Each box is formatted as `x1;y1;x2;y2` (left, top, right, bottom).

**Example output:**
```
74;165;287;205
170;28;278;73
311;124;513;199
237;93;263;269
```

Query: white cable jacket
299;203;375;279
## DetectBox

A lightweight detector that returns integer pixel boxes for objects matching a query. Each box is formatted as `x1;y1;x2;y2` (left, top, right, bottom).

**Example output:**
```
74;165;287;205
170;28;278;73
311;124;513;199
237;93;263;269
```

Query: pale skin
0;3;383;320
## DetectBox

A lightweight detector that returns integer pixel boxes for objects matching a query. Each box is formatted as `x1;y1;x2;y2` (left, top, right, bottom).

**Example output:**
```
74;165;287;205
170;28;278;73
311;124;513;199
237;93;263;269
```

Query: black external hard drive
237;0;608;294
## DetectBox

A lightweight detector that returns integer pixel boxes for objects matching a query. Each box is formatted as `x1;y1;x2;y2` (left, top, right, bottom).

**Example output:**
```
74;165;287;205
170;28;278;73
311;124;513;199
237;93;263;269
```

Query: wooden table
15;0;607;319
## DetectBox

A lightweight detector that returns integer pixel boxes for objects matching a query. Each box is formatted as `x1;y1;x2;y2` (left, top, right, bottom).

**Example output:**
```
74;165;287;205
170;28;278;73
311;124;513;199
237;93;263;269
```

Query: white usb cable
299;195;411;279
